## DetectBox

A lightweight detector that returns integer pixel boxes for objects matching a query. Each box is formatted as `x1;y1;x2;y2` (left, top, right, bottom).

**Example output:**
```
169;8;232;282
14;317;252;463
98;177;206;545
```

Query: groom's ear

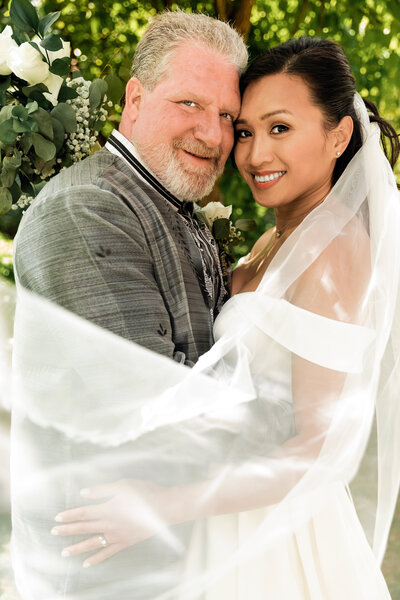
119;78;143;136
124;77;143;120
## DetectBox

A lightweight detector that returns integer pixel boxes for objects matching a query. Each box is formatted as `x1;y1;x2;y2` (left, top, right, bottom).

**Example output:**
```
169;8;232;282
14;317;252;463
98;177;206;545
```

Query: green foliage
0;232;14;283
0;0;123;219
1;0;399;259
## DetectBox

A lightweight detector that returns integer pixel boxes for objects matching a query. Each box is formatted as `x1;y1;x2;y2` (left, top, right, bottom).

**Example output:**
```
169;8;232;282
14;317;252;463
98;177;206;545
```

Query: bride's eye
271;124;289;134
235;129;252;139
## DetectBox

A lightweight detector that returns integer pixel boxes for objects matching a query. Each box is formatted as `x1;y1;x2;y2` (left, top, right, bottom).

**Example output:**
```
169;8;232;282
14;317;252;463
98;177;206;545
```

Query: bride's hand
51;478;176;567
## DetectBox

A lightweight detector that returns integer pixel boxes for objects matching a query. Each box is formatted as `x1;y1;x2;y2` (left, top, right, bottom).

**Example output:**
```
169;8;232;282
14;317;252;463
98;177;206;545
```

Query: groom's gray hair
131;10;248;90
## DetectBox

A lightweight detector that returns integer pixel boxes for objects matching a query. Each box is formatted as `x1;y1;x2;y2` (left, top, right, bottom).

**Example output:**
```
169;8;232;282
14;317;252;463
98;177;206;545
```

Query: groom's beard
133;136;224;201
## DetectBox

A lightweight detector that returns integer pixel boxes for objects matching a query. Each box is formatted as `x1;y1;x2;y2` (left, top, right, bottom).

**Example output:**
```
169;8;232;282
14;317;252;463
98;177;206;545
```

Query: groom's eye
220;112;234;123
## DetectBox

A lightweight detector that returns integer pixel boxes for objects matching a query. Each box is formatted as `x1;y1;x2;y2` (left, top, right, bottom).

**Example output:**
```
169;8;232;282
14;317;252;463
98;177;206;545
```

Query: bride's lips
252;170;286;189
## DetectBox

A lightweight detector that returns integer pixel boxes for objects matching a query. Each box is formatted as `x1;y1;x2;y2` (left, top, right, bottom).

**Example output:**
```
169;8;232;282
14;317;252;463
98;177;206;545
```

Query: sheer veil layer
8;94;400;599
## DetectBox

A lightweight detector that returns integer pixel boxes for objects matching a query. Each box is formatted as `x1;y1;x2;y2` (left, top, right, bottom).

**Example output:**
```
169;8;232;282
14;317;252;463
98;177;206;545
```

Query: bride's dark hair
240;37;399;185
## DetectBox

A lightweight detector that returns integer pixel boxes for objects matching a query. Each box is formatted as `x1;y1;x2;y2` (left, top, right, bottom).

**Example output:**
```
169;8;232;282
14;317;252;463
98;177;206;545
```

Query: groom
12;10;247;600
15;10;246;367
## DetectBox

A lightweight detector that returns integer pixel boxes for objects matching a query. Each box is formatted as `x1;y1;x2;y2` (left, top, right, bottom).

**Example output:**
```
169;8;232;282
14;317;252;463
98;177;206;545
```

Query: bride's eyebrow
235;109;292;126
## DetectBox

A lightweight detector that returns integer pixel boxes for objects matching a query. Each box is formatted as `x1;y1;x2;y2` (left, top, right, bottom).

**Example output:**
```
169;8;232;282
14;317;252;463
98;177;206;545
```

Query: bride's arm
53;223;371;564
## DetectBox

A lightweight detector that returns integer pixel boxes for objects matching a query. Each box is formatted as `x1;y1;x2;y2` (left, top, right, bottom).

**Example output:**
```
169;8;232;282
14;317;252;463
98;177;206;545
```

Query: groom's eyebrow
235;109;292;125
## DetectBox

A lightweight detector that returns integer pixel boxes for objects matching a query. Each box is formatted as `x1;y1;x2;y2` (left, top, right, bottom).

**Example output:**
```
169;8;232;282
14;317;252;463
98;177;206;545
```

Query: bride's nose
248;135;274;169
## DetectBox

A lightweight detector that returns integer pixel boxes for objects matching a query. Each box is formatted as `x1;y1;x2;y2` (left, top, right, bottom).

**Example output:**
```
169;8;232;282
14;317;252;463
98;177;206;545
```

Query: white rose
0;26;18;76
7;41;49;84
194;201;232;229
35;37;71;65
42;72;63;105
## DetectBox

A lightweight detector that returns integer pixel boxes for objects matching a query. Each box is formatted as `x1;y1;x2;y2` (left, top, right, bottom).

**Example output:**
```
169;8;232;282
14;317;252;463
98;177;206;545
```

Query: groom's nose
194;110;223;148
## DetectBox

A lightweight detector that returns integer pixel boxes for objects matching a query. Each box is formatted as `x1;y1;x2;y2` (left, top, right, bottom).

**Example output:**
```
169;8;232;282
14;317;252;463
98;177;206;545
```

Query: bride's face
234;73;339;211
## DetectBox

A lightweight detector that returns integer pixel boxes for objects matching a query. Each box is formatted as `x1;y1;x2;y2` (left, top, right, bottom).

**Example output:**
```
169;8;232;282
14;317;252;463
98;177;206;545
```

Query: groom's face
125;41;241;201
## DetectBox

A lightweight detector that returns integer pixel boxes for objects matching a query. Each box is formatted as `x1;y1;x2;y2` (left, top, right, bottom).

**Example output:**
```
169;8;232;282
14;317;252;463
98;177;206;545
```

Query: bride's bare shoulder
291;216;371;322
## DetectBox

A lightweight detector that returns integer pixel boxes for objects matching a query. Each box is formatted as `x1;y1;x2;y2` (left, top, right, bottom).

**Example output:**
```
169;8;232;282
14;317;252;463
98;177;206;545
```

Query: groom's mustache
173;139;222;160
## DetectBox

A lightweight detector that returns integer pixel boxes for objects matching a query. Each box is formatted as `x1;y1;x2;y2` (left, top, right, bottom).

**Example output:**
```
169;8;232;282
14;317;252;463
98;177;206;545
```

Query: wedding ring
98;534;107;547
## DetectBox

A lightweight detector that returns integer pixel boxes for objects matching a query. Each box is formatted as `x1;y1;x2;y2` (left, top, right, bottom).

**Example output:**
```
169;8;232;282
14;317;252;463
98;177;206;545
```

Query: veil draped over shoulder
7;95;400;599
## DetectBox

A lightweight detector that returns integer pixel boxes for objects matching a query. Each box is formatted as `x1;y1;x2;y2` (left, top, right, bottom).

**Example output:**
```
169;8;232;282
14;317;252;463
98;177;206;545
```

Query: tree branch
291;0;310;37
230;0;254;41
215;0;254;41
317;0;325;35
215;0;228;22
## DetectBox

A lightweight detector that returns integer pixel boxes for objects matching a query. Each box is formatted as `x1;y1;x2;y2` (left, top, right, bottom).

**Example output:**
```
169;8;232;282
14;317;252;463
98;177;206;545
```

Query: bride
11;38;400;599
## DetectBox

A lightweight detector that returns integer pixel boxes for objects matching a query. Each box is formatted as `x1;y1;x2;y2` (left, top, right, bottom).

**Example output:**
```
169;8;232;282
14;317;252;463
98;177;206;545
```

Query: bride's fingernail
51;527;59;535
61;549;70;557
83;560;91;568
80;488;90;497
55;515;63;522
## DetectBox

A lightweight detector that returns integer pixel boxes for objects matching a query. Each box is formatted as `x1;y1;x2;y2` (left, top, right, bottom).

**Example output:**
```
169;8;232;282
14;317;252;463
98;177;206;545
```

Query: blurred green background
0;0;399;596
0;0;399;268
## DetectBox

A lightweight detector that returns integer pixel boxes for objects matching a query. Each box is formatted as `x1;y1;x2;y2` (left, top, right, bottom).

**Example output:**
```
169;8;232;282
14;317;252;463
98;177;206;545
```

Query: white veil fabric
8;95;400;599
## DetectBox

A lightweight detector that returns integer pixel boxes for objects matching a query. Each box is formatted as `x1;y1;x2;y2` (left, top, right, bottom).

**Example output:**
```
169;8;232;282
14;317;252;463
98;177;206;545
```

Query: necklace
258;224;297;261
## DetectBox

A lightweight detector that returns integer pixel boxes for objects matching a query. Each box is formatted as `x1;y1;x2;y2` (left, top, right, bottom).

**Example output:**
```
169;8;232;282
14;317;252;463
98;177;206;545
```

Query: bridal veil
7;94;400;598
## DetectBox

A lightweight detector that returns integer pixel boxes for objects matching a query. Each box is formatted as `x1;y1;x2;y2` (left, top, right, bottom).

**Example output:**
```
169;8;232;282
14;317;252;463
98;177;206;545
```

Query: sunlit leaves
10;0;39;33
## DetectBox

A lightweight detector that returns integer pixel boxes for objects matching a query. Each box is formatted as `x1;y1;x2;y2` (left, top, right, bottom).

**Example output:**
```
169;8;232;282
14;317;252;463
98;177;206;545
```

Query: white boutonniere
194;201;244;263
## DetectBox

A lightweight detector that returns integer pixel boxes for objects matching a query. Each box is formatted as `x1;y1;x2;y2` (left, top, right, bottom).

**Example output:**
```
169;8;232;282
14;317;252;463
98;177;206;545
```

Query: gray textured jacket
13;145;227;599
15;146;225;364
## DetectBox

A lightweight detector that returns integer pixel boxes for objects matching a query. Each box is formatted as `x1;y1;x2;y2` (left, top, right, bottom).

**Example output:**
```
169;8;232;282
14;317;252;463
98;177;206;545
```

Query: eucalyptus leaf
12;118;32;133
0;120;18;145
26;100;39;114
9;181;21;203
50;57;71;77
51;103;77;133
20;133;32;154
22;83;48;98
10;0;39;34
28;41;40;53
38;11;61;37
89;79;108;110
1;168;17;188
28;91;52;111
0;106;13;124
32;107;54;139
57;83;79;102
0;187;12;216
31;132;56;161
31;180;47;198
104;73;125;105
19;172;34;197
51;116;65;152
0;75;11;90
40;33;63;52
3;151;21;170
12;104;28;119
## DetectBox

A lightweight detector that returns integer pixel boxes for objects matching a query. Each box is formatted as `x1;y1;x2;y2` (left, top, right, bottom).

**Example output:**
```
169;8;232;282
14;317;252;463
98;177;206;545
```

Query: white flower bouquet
0;0;122;216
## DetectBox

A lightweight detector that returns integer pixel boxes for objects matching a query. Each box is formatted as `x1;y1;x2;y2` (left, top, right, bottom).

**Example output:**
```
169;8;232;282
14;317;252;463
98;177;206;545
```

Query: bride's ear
331;115;353;157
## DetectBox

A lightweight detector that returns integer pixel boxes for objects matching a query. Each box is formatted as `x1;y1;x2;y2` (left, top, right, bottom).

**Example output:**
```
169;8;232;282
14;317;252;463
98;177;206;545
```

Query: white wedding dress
177;292;392;599
10;95;399;600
